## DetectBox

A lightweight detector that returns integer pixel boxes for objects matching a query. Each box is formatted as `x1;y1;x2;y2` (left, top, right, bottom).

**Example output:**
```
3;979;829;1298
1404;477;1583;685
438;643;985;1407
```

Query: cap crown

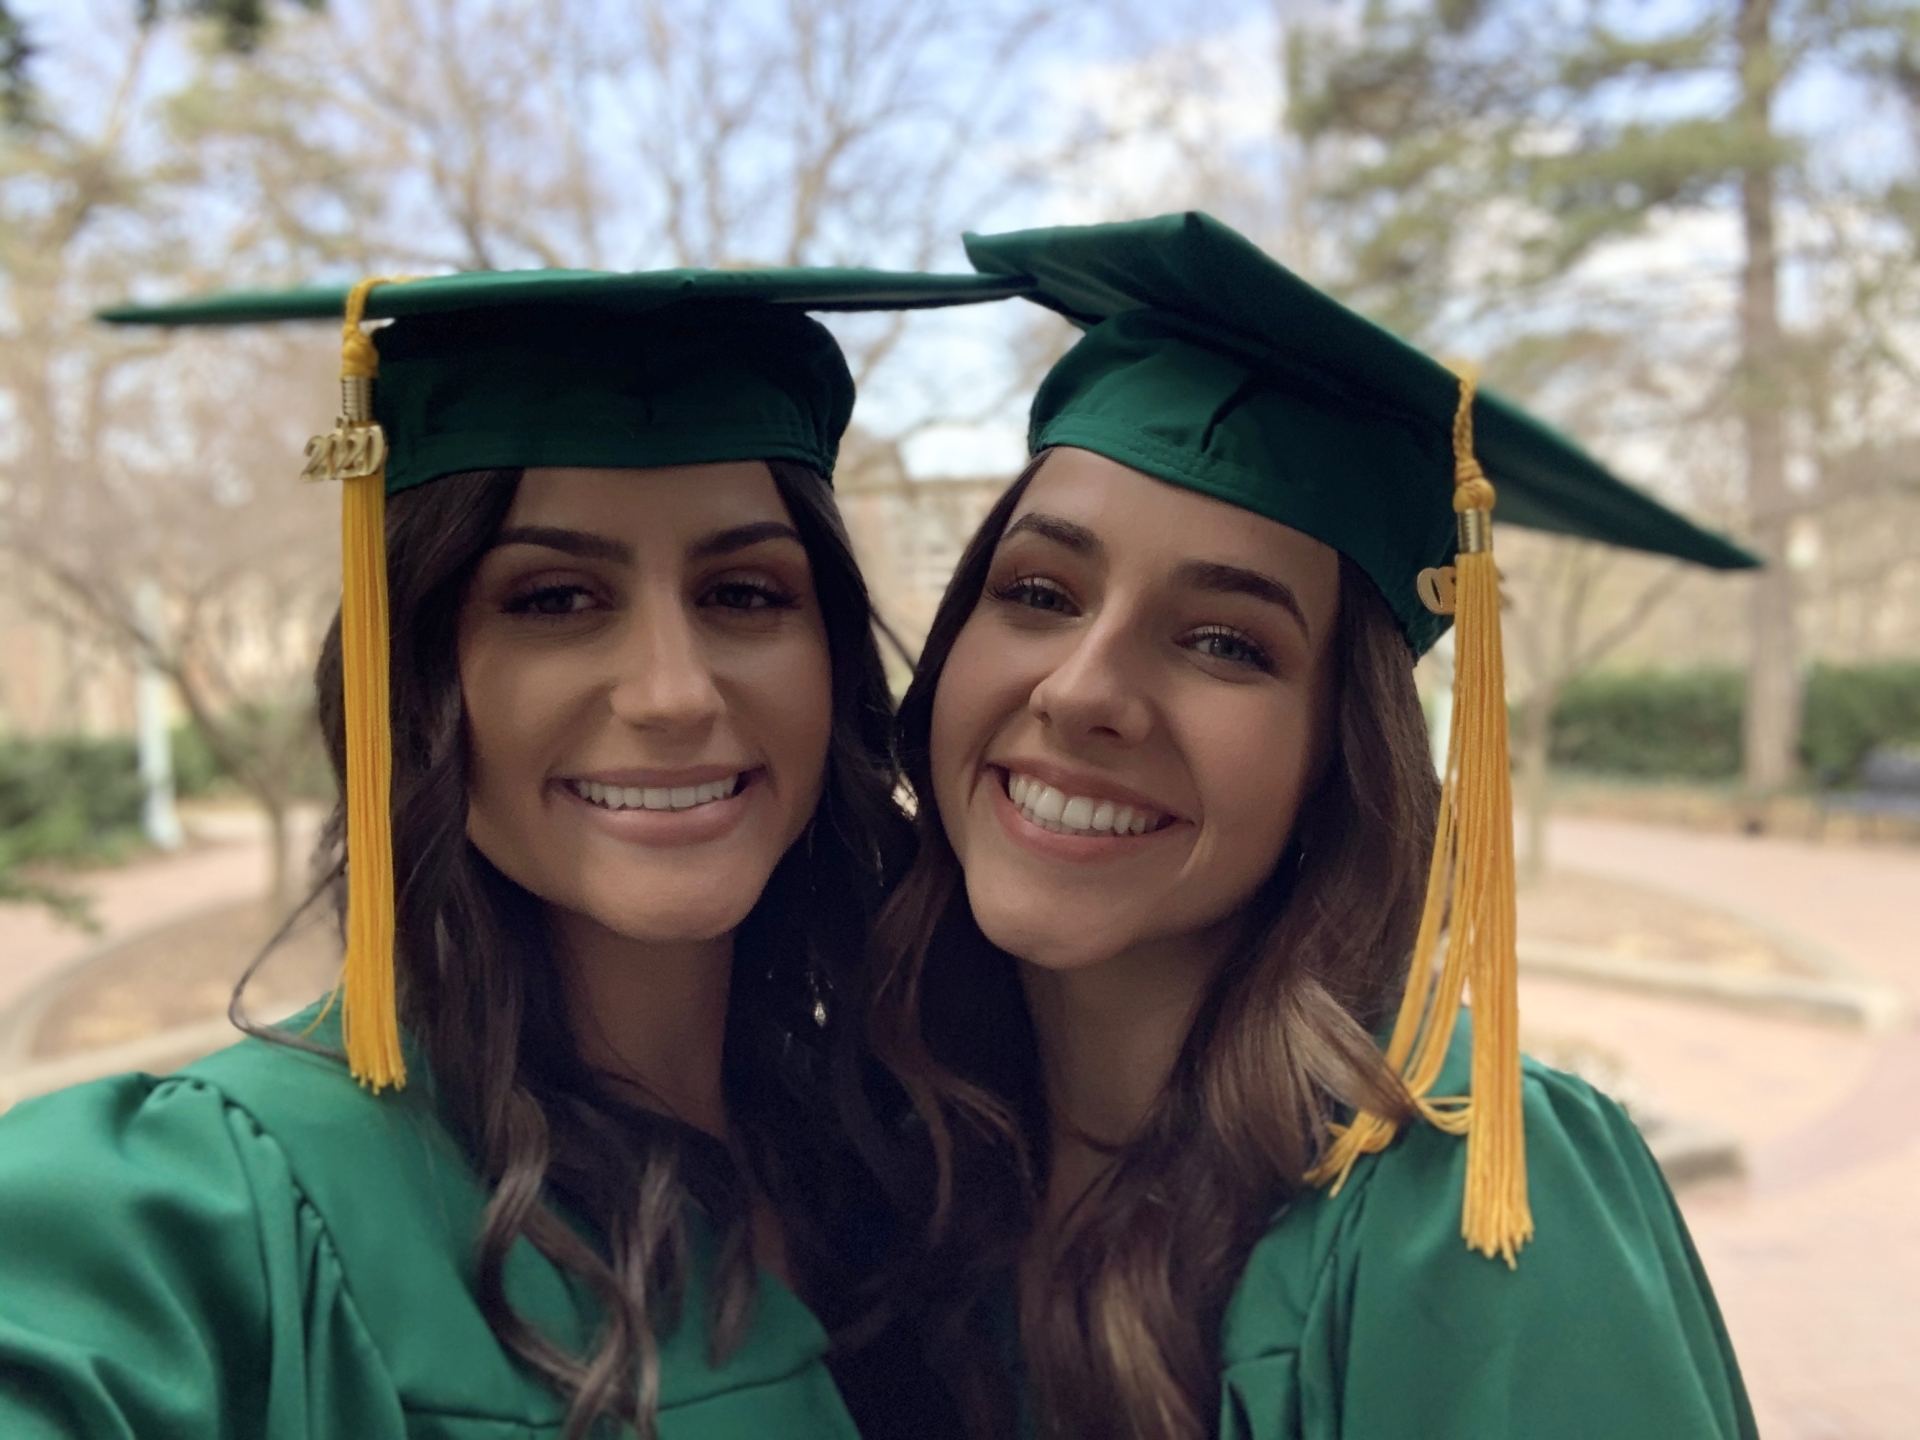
965;212;1755;653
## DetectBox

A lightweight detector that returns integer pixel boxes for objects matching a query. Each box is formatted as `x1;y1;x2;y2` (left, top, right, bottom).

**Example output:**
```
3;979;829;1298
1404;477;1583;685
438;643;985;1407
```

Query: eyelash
990;574;1277;675
504;583;597;617
1185;624;1275;674
988;574;1077;613
704;578;799;612
501;578;798;617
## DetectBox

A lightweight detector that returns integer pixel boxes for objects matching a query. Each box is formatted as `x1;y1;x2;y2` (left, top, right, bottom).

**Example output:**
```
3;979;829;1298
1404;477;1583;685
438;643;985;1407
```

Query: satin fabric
0;1023;862;1439
1218;1026;1758;1440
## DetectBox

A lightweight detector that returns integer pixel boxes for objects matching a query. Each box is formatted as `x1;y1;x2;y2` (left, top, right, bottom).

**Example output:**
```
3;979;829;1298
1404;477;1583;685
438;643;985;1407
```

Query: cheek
737;626;835;802
1190;690;1324;877
927;622;1008;852
460;644;546;790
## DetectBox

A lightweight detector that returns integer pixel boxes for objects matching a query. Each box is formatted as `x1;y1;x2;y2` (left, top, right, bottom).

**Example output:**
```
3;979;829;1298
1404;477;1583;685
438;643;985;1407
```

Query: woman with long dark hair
0;268;1019;1439
870;215;1758;1439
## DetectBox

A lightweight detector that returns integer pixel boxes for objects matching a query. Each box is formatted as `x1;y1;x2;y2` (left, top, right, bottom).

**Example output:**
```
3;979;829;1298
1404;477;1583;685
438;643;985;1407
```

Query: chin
579;892;759;946
969;896;1129;973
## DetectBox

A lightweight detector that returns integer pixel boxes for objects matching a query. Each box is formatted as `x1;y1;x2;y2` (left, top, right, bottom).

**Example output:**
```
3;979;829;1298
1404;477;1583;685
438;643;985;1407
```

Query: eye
1185;625;1274;674
505;583;598;616
988;574;1078;615
703;577;798;612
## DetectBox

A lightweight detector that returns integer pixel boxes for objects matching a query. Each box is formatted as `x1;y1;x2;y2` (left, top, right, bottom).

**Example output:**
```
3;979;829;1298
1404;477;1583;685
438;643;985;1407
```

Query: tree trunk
1736;0;1800;793
1518;681;1557;887
263;790;293;920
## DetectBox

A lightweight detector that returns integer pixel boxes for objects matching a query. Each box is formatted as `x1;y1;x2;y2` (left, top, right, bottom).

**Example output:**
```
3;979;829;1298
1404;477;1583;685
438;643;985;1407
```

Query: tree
1288;0;1920;792
1500;533;1683;881
0;8;340;913
2;0;1099;920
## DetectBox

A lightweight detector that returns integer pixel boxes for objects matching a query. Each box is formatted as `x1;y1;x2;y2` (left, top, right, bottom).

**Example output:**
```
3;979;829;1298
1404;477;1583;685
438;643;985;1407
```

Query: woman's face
929;447;1342;974
459;463;832;946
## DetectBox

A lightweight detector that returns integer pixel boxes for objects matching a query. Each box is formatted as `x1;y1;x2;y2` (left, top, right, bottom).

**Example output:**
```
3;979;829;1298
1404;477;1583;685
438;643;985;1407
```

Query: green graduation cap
99;264;1032;1093
965;211;1755;656
963;212;1757;1267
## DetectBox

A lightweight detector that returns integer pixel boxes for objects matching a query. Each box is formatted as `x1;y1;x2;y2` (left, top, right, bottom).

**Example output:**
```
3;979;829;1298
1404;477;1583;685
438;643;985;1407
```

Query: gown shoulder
0;1016;859;1439
1218;1023;1758;1440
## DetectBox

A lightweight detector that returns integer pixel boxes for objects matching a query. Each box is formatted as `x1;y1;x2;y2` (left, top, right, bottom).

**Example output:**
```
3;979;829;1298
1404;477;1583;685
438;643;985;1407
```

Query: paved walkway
1529;817;1920;1440
0;840;270;1018
3;816;1914;1433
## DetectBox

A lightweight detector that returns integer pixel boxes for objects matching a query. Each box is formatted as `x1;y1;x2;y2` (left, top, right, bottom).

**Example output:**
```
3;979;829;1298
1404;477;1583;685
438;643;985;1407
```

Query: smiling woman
0;267;1025;1440
870;215;1759;1440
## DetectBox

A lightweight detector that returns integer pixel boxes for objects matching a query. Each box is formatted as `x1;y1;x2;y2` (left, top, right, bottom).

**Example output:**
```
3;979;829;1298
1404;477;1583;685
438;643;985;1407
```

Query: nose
1027;614;1153;747
606;591;725;738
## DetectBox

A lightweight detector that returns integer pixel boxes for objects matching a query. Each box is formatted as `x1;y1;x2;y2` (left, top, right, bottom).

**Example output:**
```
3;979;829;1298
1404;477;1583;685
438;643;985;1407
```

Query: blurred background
0;1;1916;1434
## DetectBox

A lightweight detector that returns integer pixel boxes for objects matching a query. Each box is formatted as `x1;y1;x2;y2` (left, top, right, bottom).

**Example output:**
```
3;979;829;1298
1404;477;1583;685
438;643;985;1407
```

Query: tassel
310;278;407;1091
1306;365;1531;1264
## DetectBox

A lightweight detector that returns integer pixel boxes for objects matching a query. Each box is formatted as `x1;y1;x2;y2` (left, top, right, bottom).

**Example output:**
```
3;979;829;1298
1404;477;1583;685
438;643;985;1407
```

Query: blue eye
506;585;596;616
990;575;1077;614
1187;625;1274;673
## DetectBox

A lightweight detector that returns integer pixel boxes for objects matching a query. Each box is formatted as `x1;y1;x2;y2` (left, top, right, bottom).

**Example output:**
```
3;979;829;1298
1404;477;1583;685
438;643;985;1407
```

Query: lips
1005;770;1172;837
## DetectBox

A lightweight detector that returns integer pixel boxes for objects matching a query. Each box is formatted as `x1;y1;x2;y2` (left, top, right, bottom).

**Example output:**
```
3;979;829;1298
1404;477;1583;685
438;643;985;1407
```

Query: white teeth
1005;773;1166;837
571;775;741;812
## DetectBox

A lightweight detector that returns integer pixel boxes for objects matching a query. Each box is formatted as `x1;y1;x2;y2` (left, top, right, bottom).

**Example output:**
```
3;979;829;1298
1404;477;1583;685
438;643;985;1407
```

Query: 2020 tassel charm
306;277;407;1092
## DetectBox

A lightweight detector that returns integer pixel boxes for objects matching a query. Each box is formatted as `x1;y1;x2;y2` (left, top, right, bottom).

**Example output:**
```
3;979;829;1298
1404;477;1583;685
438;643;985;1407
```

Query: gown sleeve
0;1072;406;1440
1221;1060;1758;1440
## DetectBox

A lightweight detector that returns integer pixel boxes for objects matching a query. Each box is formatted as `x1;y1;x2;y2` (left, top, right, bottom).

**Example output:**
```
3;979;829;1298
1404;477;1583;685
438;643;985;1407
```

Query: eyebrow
490;520;802;566
1001;511;1101;554
1001;510;1311;639
688;520;804;560
1173;559;1311;638
492;526;631;564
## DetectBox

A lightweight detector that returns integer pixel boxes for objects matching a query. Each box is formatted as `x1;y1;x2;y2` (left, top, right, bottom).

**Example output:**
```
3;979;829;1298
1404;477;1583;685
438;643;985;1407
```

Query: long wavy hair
281;461;913;1439
868;457;1439;1440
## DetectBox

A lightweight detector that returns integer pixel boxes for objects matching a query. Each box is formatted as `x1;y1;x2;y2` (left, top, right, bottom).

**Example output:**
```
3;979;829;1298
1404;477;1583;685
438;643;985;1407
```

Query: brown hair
869;456;1437;1439
278;463;914;1438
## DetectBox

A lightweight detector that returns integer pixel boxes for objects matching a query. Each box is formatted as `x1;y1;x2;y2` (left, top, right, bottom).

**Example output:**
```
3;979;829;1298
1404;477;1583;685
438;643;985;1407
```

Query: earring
807;963;830;1029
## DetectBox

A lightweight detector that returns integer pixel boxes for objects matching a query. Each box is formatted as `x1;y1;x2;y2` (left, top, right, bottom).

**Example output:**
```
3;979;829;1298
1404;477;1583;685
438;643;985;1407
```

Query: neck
550;909;736;1139
1019;928;1225;1229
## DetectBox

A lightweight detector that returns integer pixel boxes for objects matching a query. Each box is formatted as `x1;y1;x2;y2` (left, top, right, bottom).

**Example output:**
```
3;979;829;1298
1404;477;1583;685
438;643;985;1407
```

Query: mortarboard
101;266;1032;1093
964;212;1758;1263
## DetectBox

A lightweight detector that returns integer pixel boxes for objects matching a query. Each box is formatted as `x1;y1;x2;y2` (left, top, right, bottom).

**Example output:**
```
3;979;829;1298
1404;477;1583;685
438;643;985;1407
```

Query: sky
11;0;1912;487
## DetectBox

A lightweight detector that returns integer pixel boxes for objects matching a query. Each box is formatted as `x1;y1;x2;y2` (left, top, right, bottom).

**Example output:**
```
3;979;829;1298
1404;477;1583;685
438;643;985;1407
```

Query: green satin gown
0;1014;862;1440
1217;1026;1759;1439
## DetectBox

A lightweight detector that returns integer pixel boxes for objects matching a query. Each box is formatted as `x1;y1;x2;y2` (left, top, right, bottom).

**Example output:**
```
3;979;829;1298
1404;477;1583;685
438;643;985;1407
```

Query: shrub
1801;662;1920;781
1549;670;1744;779
1547;662;1920;784
0;735;146;868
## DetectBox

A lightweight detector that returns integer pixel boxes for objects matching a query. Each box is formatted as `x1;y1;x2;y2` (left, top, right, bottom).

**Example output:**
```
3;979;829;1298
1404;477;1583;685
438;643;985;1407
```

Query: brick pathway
1528;817;1920;1440
5;817;1914;1433
0;840;269;1018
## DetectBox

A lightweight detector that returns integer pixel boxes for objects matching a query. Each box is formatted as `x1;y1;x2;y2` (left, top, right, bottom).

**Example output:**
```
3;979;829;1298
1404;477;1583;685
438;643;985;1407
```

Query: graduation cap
965;212;1758;1264
100;266;1031;1093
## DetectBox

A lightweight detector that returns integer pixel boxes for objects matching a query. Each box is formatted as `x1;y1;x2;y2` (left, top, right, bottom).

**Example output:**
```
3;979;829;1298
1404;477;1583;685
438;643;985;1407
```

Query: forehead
1009;447;1340;588
504;461;789;529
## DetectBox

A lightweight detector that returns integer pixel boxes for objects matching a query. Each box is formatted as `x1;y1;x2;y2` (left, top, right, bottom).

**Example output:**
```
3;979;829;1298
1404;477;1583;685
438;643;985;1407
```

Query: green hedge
0;735;147;868
1801;663;1920;778
0;721;318;871
1549;662;1920;783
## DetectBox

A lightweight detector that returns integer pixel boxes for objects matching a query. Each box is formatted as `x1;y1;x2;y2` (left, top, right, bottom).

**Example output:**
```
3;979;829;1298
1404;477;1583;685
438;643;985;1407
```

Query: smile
565;774;743;812
1006;771;1171;837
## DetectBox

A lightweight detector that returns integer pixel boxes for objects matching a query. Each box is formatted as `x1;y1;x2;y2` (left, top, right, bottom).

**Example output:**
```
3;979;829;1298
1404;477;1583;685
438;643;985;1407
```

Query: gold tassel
1306;365;1531;1264
307;278;407;1091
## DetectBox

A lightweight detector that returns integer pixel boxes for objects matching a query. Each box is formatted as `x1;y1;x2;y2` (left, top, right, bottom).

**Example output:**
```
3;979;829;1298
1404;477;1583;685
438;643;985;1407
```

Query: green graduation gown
1217;1028;1758;1440
0;1020;863;1440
